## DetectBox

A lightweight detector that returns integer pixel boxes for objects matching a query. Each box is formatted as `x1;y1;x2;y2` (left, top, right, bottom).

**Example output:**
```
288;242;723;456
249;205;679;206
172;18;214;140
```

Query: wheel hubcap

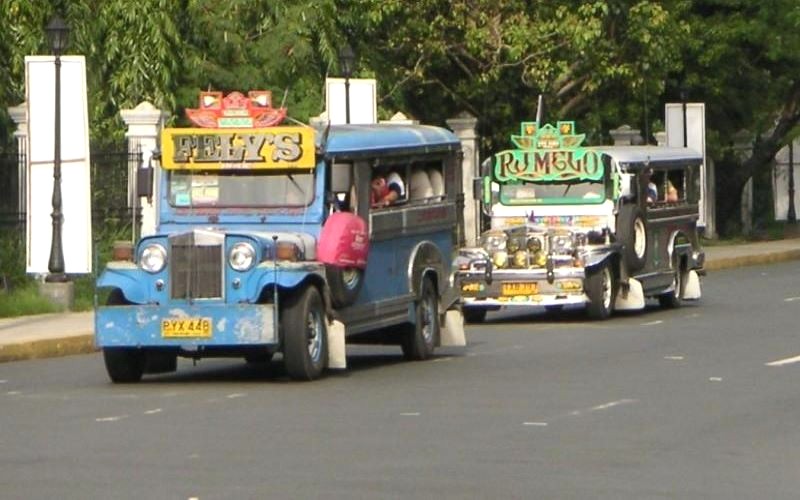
421;294;435;344
306;310;323;362
342;268;359;290
634;219;646;258
602;267;612;308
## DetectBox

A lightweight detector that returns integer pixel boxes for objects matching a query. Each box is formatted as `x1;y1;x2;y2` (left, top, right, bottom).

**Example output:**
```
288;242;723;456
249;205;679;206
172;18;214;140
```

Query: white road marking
589;399;637;412
400;412;420;416
95;415;128;422
641;320;663;326
709;377;723;382
766;355;800;367
523;422;548;427
784;297;800;302
6;391;20;395
433;356;454;362
0;379;7;384
144;408;163;415
664;356;685;360
226;393;245;399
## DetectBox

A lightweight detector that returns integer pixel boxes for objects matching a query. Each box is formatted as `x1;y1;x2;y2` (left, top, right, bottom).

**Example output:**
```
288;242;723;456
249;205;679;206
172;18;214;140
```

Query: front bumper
456;267;588;309
95;302;277;348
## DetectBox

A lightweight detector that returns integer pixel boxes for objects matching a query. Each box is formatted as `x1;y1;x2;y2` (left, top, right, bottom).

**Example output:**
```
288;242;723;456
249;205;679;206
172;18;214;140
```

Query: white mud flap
682;270;702;300
615;278;645;311
327;320;347;369
440;309;466;347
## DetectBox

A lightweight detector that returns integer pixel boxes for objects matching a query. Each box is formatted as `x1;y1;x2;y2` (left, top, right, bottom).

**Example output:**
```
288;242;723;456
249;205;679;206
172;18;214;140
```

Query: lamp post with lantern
338;44;355;124
44;15;69;284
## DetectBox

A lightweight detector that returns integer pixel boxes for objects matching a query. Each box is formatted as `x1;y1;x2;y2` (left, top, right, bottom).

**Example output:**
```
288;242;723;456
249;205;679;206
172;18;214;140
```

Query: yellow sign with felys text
161;126;315;170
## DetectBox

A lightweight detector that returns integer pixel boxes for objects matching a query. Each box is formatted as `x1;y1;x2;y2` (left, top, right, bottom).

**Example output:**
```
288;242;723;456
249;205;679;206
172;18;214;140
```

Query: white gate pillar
447;112;479;246
120;102;168;237
8;103;28;215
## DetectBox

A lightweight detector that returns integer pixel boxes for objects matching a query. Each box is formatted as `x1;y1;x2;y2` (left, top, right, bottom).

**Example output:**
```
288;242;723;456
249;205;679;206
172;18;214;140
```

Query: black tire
103;348;145;383
401;277;439;360
327;266;364;308
463;307;487;324
616;204;647;272
658;260;683;309
585;262;616;320
282;286;328;381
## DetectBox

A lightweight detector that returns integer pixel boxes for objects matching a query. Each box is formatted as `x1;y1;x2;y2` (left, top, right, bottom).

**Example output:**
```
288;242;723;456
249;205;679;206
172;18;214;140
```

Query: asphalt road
3;262;800;499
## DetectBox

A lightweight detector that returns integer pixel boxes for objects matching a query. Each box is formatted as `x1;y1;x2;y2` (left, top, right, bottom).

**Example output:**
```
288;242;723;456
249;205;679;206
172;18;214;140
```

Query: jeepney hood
489;200;616;233
146;227;318;260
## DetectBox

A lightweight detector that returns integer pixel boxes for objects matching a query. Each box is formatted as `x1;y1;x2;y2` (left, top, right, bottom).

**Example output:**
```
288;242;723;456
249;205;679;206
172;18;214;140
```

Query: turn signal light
112;241;134;261
276;242;299;261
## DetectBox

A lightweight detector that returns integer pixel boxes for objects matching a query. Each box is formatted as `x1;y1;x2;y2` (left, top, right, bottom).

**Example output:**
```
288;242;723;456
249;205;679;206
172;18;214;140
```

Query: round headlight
527;236;542;252
140;244;167;273
493;251;508;268
507;238;521;253
229;242;256;271
482;232;507;252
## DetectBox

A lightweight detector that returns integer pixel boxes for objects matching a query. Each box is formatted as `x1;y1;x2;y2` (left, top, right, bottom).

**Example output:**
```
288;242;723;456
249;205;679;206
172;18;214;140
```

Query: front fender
96;262;153;304
583;246;619;271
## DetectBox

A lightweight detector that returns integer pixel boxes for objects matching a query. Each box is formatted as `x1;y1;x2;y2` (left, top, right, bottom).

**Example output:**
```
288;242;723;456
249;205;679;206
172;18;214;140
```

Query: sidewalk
2;238;800;363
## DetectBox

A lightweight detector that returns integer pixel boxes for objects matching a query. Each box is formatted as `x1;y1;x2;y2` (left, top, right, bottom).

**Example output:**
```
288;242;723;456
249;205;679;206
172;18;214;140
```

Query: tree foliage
1;0;800;235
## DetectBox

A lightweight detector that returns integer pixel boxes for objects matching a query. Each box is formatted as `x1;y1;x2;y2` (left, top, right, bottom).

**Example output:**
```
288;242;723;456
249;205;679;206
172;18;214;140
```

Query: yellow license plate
161;317;212;338
501;282;538;296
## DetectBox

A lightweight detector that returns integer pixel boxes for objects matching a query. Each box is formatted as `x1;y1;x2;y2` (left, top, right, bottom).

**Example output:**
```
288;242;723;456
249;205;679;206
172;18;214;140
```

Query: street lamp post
338;44;355;124
44;15;69;283
679;84;688;148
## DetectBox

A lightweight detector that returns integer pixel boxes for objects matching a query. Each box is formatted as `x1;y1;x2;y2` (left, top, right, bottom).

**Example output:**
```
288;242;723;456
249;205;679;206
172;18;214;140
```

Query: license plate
501;282;538;296
161;317;212;338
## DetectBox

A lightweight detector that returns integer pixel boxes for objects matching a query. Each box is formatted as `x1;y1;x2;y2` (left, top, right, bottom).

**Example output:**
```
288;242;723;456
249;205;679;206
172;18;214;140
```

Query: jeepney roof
589;145;703;165
320;124;460;159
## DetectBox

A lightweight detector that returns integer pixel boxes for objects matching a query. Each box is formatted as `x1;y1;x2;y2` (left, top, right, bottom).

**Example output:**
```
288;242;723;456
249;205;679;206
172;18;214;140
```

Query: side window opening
408;160;445;203
370;165;408;210
666;170;685;203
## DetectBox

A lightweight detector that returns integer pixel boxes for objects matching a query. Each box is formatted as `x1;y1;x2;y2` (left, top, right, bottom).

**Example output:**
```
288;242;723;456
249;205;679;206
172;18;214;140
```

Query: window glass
168;170;314;208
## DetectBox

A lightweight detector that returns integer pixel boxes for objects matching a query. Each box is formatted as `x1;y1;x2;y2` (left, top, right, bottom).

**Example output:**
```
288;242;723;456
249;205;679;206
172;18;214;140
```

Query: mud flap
682;270;702;300
440;309;466;347
615;277;645;311
327;319;347;369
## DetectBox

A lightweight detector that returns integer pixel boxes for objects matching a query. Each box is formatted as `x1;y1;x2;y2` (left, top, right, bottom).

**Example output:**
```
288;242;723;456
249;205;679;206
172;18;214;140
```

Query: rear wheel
585;262;616;320
658;260;683;308
401;277;439;360
103;348;144;383
282;286;328;381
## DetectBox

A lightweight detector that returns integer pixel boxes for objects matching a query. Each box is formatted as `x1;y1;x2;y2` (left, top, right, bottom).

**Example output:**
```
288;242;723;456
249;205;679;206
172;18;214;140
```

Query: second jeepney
455;120;705;322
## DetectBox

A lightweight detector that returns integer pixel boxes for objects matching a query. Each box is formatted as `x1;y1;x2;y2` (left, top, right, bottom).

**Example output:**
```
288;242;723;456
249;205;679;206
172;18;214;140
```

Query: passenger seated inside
666;180;679;202
371;170;405;208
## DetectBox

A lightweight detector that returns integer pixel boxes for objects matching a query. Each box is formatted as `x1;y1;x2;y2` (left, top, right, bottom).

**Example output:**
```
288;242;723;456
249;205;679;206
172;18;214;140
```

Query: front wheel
103;348;144;383
282;286;328;381
585;262;616;320
401;277;439;360
463;307;486;324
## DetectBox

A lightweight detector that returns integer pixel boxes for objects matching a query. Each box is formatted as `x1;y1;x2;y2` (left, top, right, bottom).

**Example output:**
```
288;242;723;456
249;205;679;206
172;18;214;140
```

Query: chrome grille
170;232;223;300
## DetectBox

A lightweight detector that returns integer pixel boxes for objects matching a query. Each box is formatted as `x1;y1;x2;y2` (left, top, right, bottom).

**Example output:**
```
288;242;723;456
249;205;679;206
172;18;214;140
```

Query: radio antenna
535;94;544;125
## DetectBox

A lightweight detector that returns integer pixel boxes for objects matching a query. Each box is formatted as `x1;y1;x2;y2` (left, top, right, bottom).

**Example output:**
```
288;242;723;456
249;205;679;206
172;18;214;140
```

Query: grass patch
0;283;63;318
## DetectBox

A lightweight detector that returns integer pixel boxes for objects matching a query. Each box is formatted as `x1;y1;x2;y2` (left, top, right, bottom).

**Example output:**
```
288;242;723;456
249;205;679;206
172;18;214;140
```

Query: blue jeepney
95;91;465;382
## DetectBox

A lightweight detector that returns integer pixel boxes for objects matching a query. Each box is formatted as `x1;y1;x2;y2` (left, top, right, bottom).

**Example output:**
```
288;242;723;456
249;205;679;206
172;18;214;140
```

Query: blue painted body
95;124;461;350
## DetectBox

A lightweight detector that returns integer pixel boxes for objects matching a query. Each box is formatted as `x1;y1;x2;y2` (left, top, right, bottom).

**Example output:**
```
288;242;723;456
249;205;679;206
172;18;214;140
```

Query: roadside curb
0;334;96;363
704;249;800;271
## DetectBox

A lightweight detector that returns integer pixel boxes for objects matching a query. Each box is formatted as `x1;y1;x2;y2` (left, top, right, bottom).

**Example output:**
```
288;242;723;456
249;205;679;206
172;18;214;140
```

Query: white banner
325;78;377;125
25;55;92;274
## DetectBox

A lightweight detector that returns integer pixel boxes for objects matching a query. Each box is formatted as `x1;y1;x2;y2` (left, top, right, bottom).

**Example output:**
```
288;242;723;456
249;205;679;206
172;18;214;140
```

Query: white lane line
0;379;8;384
523;422;548;427
641;320;663;326
144;408;163;415
784;297;800;302
6;391;21;395
588;399;638;412
400;412;420;416
709;377;723;382
433;356;454;362
664;356;685;360
766;355;800;367
95;415;129;422
226;393;245;399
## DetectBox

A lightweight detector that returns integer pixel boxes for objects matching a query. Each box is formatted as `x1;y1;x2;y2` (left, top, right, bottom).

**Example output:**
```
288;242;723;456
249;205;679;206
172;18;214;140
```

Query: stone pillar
447;112;479;246
8;103;27;216
120;102;168;237
609;125;644;146
733;130;754;235
654;131;668;147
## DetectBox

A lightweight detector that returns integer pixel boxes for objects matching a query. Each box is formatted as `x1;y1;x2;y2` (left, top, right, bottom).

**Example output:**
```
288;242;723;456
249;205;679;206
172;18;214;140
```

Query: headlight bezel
139;243;167;274
229;241;257;271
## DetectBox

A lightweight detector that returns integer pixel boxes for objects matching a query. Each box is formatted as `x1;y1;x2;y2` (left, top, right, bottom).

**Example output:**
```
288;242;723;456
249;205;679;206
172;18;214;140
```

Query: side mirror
136;149;160;200
619;173;635;199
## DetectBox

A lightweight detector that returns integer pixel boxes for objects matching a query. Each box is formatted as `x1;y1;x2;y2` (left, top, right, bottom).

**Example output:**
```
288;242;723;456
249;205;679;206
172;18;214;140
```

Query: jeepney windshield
168;170;314;208
499;178;605;205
